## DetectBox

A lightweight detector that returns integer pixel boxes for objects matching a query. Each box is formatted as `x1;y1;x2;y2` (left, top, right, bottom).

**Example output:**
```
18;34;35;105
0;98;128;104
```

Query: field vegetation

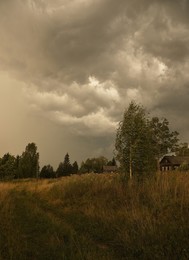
0;172;189;259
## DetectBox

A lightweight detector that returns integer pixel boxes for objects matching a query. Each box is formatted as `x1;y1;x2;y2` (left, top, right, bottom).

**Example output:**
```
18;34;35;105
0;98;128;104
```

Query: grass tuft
0;172;189;259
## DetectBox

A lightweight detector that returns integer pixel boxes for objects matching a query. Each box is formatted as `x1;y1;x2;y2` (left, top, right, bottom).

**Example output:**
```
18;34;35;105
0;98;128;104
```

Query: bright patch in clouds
24;77;120;136
89;76;99;87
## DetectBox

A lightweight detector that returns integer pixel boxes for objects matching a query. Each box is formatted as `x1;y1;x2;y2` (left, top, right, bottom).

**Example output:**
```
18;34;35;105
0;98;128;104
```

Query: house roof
103;165;117;171
160;156;189;165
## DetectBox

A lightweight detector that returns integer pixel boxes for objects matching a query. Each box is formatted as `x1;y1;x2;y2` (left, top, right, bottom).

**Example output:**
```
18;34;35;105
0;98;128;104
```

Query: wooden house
159;155;189;171
103;165;117;173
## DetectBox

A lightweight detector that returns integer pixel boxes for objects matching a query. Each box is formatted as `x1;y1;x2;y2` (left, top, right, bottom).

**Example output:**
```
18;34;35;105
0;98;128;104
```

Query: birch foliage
115;102;179;179
115;102;156;179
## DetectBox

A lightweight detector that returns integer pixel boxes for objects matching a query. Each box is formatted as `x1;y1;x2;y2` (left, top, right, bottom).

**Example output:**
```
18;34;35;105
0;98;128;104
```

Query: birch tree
115;102;179;179
115;102;156;179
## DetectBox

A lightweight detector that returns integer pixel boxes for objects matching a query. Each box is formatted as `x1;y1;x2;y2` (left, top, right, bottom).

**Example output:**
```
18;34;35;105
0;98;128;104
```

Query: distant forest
0;142;116;180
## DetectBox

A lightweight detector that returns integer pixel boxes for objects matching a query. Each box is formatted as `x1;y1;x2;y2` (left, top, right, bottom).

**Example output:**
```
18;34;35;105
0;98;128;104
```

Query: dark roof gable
103;166;117;172
160;156;189;165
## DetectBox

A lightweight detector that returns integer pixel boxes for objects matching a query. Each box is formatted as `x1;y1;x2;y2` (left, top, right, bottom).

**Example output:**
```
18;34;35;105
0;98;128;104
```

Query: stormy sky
0;0;189;167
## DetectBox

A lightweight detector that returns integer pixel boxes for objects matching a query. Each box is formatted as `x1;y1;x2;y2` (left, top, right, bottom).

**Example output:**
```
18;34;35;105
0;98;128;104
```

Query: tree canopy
40;165;55;178
80;156;108;173
0;153;17;180
56;153;78;177
149;117;179;159
18;143;39;178
115;102;179;179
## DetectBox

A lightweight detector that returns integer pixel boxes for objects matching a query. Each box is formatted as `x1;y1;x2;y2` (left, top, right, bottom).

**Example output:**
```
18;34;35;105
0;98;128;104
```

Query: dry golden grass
0;171;189;259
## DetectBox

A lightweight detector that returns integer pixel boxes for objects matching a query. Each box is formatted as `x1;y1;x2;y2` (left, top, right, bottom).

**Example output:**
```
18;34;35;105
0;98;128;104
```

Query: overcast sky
0;0;189;168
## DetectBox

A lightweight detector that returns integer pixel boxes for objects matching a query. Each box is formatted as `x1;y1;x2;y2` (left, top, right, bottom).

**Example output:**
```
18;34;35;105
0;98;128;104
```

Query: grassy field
0;172;189;260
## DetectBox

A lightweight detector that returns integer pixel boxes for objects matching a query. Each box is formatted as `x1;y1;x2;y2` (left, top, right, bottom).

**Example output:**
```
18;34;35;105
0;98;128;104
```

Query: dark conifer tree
40;165;55;178
62;153;72;176
72;161;79;174
56;162;64;177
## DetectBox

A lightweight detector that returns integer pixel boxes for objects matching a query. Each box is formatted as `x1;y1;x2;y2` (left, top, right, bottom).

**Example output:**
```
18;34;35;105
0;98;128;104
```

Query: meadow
0;172;189;260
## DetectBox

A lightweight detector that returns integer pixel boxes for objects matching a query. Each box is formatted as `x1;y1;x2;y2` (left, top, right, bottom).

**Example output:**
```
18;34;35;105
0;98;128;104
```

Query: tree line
0;143;116;180
0;143;39;180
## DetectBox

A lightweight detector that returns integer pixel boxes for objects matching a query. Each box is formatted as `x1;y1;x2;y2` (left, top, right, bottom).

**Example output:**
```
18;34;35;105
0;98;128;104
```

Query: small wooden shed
103;165;117;173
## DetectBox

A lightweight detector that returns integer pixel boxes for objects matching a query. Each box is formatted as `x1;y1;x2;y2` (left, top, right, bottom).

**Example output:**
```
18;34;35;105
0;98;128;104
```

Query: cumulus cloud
24;76;120;136
0;0;189;165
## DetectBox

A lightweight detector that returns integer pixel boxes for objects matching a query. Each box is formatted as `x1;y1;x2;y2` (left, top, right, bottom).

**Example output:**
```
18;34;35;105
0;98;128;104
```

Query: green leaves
0;153;17;180
115;102;179;179
56;153;79;177
18;143;39;178
40;165;55;178
0;143;39;180
149;117;179;158
79;156;108;173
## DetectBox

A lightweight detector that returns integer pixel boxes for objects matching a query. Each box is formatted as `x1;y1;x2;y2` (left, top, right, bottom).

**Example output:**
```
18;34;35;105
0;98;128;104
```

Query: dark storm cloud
135;1;189;64
0;0;189;165
0;0;156;83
